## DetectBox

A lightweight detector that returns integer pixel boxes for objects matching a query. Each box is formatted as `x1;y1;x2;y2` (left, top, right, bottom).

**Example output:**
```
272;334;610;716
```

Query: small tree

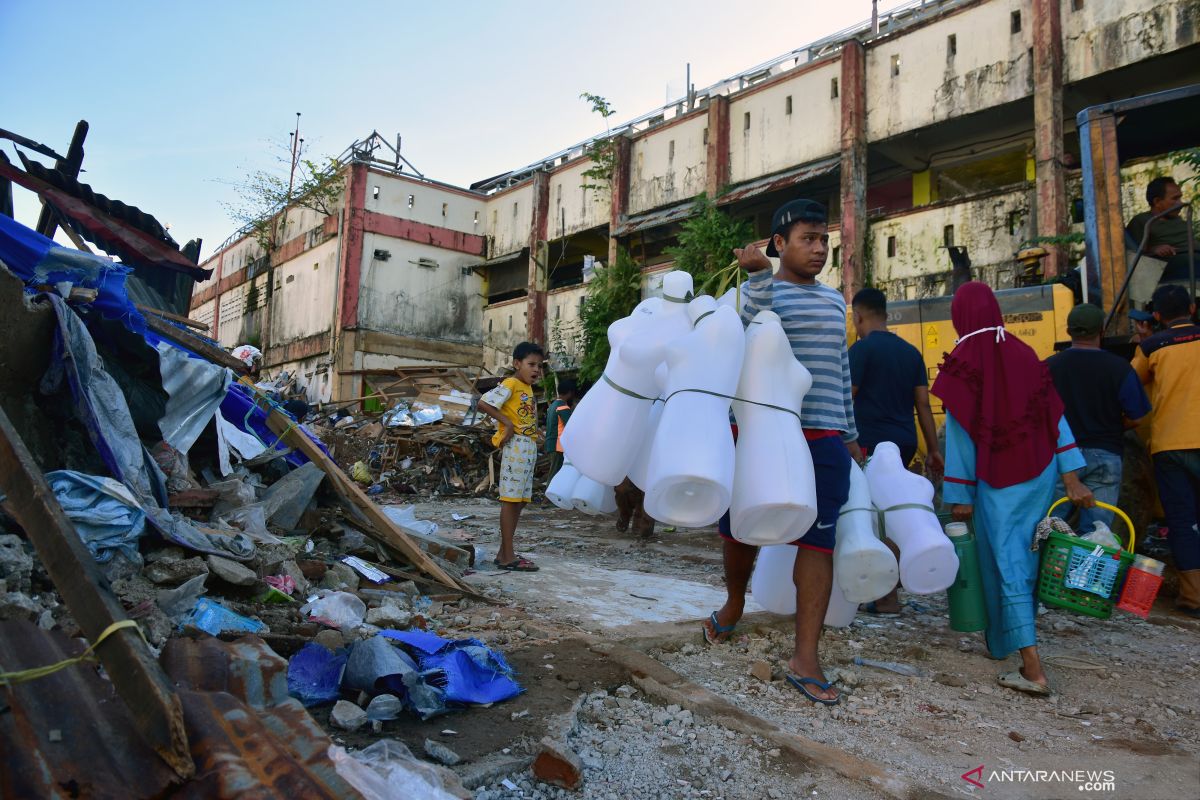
224;145;345;254
1171;147;1200;192
577;247;642;384
579;93;618;196
665;193;754;296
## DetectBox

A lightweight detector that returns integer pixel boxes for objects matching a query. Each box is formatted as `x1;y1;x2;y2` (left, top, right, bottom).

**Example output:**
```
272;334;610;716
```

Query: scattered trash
367;484;385;496
264;574;298;595
331;739;461;800
365;693;405;721
341;556;391;584
182;597;267;636
451;513;474;522
331;699;368;731
381;505;439;537
287;642;349;707
351;461;373;485
156;573;208;621
301;591;367;629
851;657;927;677
423;737;461;766
45;470;146;563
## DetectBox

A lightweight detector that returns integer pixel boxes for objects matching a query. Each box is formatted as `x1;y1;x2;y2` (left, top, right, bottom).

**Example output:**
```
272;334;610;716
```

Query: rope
601;374;657;401
661;387;803;425
0;620;144;686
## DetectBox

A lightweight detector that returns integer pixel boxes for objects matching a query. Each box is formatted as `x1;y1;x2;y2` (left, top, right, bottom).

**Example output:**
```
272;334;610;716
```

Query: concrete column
1032;0;1067;278
705;96;730;198
210;251;223;342
839;40;868;300
527;170;550;344
334;162;367;402
608;135;632;267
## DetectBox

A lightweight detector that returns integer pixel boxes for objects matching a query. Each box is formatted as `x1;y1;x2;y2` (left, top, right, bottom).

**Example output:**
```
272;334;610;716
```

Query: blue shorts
718;432;852;552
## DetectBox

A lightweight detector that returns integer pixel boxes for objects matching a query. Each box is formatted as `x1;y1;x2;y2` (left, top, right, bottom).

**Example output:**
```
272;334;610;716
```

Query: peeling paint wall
483;297;528;374
268;238;339;344
628;115;709;214
545;285;586;369
867;0;1033;140
548;160;610;237
363;172;486;235
265;354;335;404
357;234;484;343
868;187;1033;297
729;62;841;185
1064;0;1200;82
485;183;534;257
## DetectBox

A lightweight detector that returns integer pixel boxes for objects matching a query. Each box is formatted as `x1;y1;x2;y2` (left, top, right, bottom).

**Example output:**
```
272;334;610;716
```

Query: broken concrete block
330;700;367;731
205;554;258;587
313;629;344;651
532;737;583;790
145;556;209;586
0;535;33;593
750;661;773;683
365;604;411;629
424;738;461;766
320;562;360;592
0;592;43;622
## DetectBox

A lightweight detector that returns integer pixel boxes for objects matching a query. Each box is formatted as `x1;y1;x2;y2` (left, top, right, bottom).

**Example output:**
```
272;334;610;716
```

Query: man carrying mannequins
703;199;861;706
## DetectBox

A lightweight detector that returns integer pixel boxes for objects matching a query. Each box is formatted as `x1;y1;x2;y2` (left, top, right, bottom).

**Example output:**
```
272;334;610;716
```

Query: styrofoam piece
729;310;817;545
833;462;900;603
749;544;858;627
864;441;959;595
571;475;609;515
546;460;580;510
561;273;694;486
643;298;745;527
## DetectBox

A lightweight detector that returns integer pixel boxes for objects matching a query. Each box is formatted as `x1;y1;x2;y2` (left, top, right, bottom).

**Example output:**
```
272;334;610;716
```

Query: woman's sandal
494;556;539;572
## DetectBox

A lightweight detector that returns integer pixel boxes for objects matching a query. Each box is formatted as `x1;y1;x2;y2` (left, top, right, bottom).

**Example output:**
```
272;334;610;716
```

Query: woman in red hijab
933;282;1094;696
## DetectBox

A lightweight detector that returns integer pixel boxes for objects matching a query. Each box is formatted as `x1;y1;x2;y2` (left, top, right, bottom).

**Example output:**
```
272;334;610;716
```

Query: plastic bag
351;461;373;485
182;597;267;635
381;505;439;537
301;591;366;629
287;643;348;707
1081;521;1122;550
157;573;208;621
329;739;459;800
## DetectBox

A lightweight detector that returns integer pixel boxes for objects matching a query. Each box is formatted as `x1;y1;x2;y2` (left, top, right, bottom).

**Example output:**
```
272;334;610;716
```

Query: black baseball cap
765;199;828;257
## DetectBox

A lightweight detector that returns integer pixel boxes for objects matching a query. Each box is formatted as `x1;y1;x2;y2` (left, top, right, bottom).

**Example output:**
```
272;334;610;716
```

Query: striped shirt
740;270;857;441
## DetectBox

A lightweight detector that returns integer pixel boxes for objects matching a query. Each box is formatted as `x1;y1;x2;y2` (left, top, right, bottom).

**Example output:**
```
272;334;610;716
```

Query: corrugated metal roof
716;157;841;206
612;200;696;237
0;623;363;799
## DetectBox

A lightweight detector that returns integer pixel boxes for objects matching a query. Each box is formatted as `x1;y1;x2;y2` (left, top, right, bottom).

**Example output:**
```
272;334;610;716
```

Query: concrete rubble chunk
205;554;258;586
144;555;209;586
365;603;412;629
749;661;773;682
532;736;584;790
424;737;462;766
260;462;325;530
320;561;360;592
0;535;33;593
330;699;367;731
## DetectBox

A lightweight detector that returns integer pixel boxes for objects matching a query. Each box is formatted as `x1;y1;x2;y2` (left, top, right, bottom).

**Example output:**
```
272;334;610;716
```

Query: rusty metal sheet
0;623;363;799
716;156;840;206
613;200;696;237
0;620;180;800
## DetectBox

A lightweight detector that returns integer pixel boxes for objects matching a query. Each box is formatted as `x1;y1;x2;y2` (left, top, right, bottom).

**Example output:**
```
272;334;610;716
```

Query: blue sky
1;0;903;258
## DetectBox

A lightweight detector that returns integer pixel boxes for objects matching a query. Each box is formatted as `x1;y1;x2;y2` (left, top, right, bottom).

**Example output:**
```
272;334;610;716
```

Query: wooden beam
0;405;194;779
240;378;470;591
135;303;210;332
144;313;248;375
35;120;87;239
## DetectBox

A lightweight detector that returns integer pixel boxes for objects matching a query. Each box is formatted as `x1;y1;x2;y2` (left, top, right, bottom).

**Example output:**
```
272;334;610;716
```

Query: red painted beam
1033;0;1066;278
706;96;730;198
338;163;367;330
361;211;486;256
608;136;632;266
527;171;550;345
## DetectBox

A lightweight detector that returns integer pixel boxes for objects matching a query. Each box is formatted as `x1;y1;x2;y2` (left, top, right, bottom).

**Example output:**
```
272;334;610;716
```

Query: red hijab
931;282;1063;489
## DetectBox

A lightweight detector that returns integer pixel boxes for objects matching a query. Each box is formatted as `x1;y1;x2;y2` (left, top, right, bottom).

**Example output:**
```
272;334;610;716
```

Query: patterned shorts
499;434;537;503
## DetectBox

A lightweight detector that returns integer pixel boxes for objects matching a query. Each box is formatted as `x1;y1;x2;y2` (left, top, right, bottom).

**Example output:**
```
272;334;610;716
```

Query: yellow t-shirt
1131;322;1200;454
481;377;537;447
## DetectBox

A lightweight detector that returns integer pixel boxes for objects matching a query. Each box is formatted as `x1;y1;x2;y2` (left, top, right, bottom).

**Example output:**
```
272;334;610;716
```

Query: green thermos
945;521;988;632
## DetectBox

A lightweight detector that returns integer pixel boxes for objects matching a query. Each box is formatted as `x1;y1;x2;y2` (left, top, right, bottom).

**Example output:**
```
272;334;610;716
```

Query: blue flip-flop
702;611;736;644
785;673;841;705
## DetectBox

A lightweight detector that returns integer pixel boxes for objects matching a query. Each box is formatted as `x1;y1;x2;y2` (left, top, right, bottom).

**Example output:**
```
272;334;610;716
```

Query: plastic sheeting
287;643;349;707
155;340;232;455
379;630;522;708
220;382;317;469
45;470;147;563
43;295;256;561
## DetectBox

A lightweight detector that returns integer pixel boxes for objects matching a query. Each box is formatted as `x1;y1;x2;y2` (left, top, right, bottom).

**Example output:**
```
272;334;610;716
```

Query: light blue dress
942;412;1085;658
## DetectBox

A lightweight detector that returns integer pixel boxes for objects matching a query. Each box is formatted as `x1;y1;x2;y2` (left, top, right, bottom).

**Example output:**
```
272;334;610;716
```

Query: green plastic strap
693;309;716;324
880;503;936;514
661;387;802;425
602;374;656;401
838;506;875;517
662;292;694;303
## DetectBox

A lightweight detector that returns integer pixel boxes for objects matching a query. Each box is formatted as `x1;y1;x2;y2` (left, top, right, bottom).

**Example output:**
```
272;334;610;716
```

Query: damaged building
188;0;1199;398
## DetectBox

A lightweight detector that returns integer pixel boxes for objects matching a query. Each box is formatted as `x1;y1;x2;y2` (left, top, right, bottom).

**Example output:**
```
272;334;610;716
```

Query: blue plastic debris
45;470;146;563
287;643;349;707
380;630;522;709
182;597;267;636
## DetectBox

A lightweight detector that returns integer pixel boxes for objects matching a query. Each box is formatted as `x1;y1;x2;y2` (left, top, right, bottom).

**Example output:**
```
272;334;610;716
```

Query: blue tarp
380;630;522;707
45;470;146;563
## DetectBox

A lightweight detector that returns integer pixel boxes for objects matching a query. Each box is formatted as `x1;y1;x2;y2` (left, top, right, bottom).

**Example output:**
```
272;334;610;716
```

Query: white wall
485;183;534;258
548;160;611;237
1064;0;1199;83
363;172;486;235
545;285;586;369
729;62;841;185
267;238;339;344
628;115;709;215
483;297;528;374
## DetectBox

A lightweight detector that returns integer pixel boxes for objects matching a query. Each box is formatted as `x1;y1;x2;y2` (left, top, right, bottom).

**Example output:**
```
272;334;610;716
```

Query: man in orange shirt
1132;284;1200;616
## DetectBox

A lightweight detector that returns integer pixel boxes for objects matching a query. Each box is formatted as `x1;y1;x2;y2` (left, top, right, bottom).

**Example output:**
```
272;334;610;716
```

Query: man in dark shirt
849;288;943;473
1126;177;1197;282
1046;303;1151;530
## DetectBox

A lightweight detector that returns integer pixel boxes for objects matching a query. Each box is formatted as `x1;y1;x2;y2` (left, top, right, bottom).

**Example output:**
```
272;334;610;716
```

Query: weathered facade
196;0;1200;397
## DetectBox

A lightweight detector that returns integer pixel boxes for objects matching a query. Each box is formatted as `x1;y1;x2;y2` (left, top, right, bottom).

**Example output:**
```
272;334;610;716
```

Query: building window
743;112;751;132
832;245;841;267
668;140;675;161
372;185;380;200
1011;10;1021;33
555;305;561;319
441;202;448;217
831;77;839;98
491;209;498;229
947;34;956;58
488;318;493;332
407;194;415;209
474;211;480;226
785;95;793;115
513;202;518;218
887;235;897;257
508;315;513;330
1071;0;1083;9
890;55;901;77
943;224;955;247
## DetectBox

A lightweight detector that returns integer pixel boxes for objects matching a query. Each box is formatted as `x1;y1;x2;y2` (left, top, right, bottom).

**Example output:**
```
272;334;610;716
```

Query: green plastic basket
1036;499;1135;619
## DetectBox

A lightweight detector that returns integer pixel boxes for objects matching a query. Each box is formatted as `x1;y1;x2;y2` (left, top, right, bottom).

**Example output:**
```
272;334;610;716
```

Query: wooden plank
135;303;210;332
144;313;248;375
0;405;194;779
240;378;470;591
